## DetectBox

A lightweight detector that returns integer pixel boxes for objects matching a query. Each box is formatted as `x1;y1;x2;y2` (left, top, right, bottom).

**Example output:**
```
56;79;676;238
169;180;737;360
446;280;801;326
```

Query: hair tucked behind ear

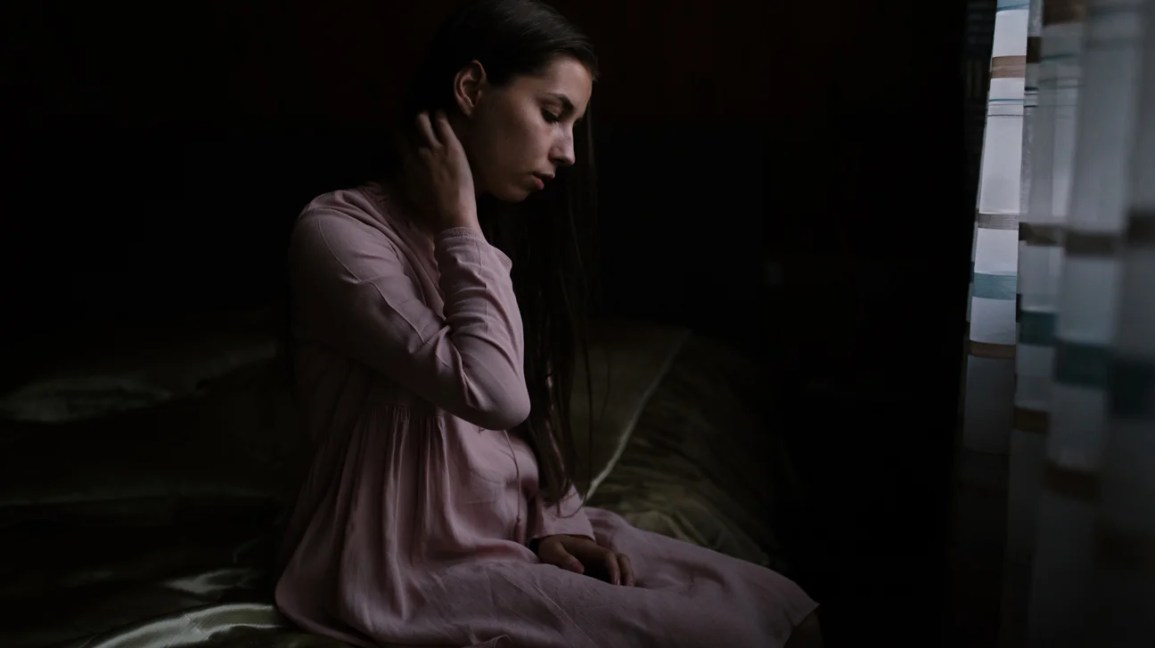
379;0;602;506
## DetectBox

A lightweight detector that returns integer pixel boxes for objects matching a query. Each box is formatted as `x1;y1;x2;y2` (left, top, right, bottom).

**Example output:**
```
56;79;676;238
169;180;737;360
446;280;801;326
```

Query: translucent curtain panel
966;0;1028;459
959;2;1028;638
1024;0;1142;643
1093;0;1155;642
963;0;1153;642
1000;0;1046;642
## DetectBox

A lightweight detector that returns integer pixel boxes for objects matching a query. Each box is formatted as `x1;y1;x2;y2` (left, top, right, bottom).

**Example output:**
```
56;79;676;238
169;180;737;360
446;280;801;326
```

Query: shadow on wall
3;116;772;372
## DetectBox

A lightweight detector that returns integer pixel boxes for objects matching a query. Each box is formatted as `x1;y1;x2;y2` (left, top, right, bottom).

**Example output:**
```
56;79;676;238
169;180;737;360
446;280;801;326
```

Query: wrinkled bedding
587;334;795;573
0;320;792;648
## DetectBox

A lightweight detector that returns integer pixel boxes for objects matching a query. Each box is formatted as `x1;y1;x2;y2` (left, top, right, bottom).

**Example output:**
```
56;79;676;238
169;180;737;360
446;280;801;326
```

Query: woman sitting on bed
273;0;822;645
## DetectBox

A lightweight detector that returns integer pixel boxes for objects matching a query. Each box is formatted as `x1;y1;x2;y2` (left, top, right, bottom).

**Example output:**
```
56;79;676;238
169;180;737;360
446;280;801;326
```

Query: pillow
568;318;691;501
584;334;790;569
0;307;302;527
0;309;277;423
0;362;300;523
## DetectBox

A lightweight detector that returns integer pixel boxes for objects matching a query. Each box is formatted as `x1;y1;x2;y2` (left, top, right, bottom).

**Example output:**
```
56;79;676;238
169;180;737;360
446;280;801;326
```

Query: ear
452;60;487;118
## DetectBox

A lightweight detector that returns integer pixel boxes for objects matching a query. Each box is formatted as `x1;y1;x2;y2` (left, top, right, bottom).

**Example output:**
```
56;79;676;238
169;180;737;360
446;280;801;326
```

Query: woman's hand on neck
389;110;484;236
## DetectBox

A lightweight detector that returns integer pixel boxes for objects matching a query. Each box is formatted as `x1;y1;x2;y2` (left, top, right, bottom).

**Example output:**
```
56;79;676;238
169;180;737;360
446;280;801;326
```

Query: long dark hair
388;0;601;505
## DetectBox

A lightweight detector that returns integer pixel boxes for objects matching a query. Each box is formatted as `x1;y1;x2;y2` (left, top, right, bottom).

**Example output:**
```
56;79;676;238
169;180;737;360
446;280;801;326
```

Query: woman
273;1;822;646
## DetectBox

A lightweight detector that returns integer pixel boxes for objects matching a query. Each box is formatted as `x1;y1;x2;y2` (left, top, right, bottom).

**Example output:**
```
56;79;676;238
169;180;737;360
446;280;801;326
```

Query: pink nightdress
273;181;818;647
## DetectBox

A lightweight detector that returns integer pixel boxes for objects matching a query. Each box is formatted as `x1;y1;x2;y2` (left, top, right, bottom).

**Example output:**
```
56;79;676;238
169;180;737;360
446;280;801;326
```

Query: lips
531;172;552;190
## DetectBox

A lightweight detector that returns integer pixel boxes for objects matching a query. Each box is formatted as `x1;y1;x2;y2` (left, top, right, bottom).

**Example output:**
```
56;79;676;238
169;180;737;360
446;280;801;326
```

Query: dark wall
1;1;974;644
1;0;777;357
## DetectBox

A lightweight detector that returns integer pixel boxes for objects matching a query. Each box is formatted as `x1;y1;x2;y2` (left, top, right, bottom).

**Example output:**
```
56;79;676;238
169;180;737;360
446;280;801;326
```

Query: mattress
0;316;793;647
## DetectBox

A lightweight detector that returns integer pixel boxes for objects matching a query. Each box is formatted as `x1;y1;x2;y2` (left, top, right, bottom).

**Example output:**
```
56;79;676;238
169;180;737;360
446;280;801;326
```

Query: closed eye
541;109;562;124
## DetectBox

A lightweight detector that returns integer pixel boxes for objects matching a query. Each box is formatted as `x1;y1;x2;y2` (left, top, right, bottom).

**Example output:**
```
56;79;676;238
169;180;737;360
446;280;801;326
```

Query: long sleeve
288;211;531;431
528;484;595;543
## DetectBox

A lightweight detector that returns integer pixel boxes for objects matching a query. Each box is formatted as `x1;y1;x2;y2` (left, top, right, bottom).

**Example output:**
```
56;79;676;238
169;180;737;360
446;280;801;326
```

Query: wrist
529;535;562;555
439;203;478;230
532;533;589;547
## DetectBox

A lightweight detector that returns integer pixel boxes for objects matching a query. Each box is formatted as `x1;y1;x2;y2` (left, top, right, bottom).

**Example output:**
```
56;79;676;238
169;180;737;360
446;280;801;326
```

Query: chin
492;184;533;204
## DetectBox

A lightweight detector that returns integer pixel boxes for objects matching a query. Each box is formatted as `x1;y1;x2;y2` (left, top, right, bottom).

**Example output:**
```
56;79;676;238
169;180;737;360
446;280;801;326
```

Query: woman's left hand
535;534;636;586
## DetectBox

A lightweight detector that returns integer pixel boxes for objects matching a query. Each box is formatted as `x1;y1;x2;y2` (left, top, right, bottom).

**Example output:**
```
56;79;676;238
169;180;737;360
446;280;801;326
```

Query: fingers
542;537;635;586
603;550;621;586
431;110;460;151
617;553;636;587
539;538;585;575
563;537;633;587
413;109;462;153
414;111;440;148
559;548;584;574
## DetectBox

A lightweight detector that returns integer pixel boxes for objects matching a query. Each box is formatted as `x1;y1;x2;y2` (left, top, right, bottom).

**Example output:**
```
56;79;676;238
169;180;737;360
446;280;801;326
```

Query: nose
550;129;576;168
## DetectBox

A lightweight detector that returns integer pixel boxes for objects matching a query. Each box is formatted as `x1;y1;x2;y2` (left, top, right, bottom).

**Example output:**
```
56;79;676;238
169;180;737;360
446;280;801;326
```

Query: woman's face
455;55;594;202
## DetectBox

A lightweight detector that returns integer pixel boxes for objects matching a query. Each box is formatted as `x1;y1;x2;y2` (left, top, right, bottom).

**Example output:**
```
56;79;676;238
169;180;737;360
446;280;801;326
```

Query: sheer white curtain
1094;0;1155;638
963;0;1154;645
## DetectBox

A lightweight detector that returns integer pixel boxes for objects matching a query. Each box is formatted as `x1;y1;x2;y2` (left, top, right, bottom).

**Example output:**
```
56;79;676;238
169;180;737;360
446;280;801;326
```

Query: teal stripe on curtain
1111;358;1155;418
973;272;1019;300
1054;341;1112;388
1019;310;1056;345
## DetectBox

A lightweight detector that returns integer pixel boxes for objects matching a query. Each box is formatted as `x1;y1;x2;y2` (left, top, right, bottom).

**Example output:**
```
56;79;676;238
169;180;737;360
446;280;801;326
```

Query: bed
0;311;799;647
